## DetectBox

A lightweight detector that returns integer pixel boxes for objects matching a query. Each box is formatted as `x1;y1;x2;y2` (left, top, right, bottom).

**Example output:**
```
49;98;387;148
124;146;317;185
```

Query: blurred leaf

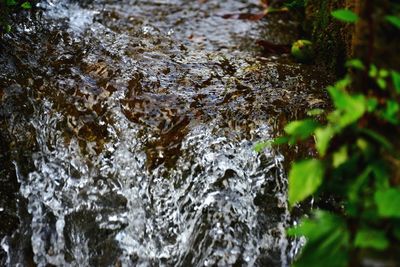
291;39;314;63
315;125;335;156
391;70;400;94
328;87;367;127
375;188;400;218
394;225;400;240
5;24;12;33
366;98;378;112
253;141;271;153
335;77;351;90
371;162;390;189
284;119;319;140
333;146;348;168
377;78;387;89
369;64;378;78
331;9;359;23
348;167;372;204
21;2;32;9
327;86;352;111
289;211;349;267
356;138;369;153
359;128;393;151
289;159;324;206
327;110;341;124
386;15;400;29
288;211;342;238
381;100;400;124
379;69;389;78
273;136;290;145
354;228;389;250
6;0;18;6
307;108;325;116
345;59;365;70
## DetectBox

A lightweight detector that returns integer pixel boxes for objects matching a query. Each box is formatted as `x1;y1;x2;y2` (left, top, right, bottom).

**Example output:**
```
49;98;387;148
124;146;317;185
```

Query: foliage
288;159;324;205
0;0;34;33
283;61;400;265
386;15;400;29
331;9;359;23
283;66;400;266
291;39;314;63
287;211;350;267
257;5;400;266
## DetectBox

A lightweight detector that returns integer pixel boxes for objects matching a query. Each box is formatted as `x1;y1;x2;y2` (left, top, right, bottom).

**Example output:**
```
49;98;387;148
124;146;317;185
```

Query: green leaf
331;9;359;23
6;0;18;6
272;136;290;145
356;138;369;152
327;86;352;111
359;128;393;151
348;167;372;204
284;119;319;140
369;64;378;78
288;211;344;239
381;100;400;124
371;162;390;189
289;211;349;267
335;77;352;90
366;98;378;112
391;70;400;94
386;15;400;29
354;228;389;250
307;108;325;116
328;87;367;128
375;188;400;218
315;125;335;156
291;39;314;63
288;159;325;206
21;1;32;9
253;141;271;153
333;146;348;168
5;24;12;33
379;69;389;78
394;224;400;240
345;59;365;70
377;78;387;89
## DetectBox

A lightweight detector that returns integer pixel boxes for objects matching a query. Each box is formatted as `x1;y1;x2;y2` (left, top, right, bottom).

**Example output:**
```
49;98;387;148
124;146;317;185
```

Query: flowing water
0;0;330;266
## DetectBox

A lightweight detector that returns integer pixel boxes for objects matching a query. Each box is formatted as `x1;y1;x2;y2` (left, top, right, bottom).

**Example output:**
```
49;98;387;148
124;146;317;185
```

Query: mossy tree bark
305;0;354;74
306;0;400;73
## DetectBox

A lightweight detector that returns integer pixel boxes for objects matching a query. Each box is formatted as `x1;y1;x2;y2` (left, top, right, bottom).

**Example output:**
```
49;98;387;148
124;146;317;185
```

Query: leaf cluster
0;0;33;33
283;63;400;266
255;8;400;266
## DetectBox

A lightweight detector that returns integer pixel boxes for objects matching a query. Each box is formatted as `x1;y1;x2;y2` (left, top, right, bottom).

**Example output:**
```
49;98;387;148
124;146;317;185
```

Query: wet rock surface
0;0;330;266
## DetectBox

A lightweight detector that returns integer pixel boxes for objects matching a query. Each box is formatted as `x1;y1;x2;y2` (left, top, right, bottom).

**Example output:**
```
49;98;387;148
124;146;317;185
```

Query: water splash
0;0;330;266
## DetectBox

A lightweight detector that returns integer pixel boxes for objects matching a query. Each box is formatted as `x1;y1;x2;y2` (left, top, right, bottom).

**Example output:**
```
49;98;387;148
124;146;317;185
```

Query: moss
305;0;400;75
304;0;353;75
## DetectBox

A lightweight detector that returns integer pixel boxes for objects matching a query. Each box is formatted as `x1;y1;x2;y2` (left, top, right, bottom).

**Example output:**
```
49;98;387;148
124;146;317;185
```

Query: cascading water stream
0;0;329;266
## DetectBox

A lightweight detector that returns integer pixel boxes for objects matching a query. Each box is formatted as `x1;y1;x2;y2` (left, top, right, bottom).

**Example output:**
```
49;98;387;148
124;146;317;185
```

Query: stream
0;0;330;266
